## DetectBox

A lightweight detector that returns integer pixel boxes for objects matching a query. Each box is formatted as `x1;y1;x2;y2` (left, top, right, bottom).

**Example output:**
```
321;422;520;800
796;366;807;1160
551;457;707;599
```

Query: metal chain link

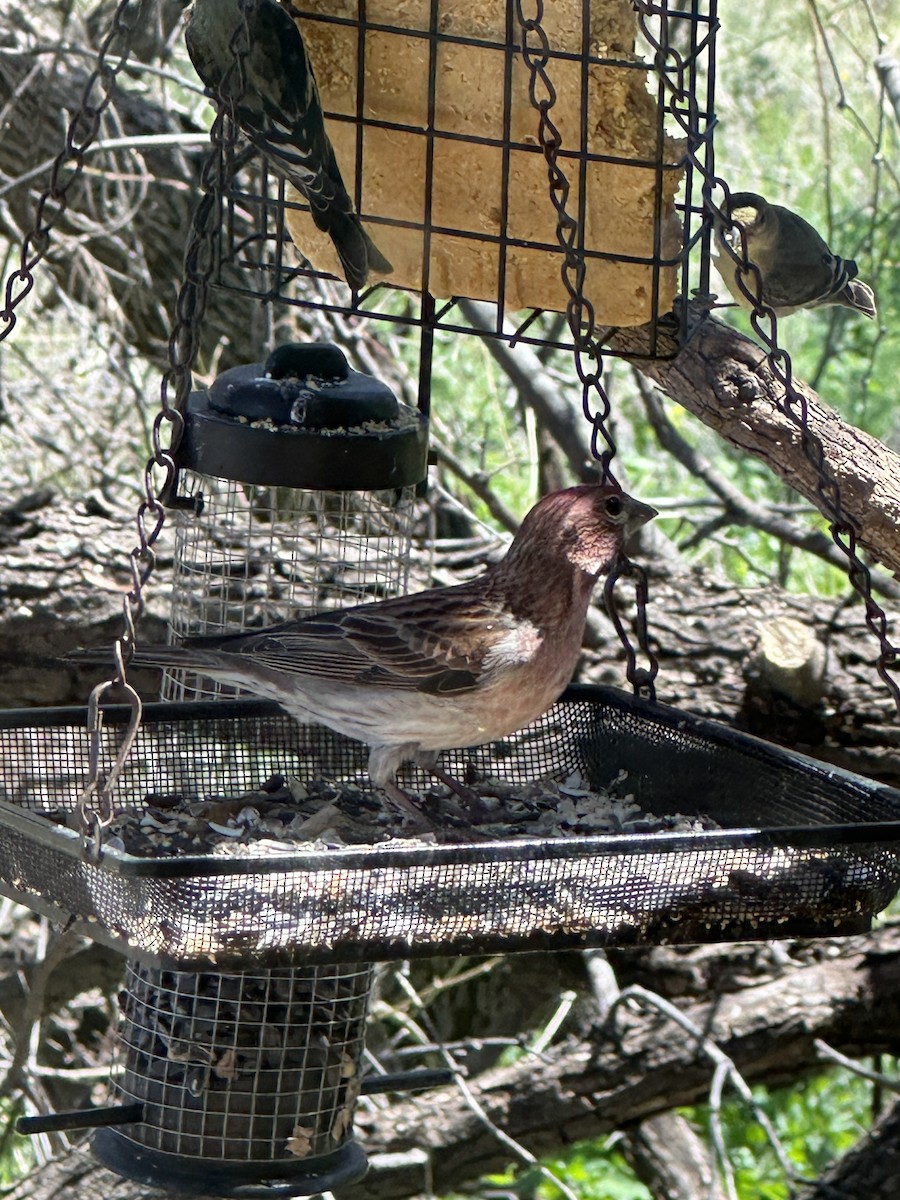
78;6;259;839
632;2;717;309
516;0;659;699
0;0;256;842
0;0;145;845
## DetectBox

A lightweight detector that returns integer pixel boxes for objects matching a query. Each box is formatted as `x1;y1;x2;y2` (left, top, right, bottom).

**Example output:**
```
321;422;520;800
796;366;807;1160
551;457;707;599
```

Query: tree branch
633;369;900;600
614;305;900;578
457;300;597;485
876;55;900;128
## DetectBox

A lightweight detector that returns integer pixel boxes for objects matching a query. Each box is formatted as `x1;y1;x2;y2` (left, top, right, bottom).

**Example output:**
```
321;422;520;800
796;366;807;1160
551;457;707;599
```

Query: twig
813;1039;900;1091
876;55;900;126
431;432;521;535
390;969;581;1200
1;923;78;1099
529;990;576;1056
608;985;812;1188
457;300;596;484
708;1061;739;1200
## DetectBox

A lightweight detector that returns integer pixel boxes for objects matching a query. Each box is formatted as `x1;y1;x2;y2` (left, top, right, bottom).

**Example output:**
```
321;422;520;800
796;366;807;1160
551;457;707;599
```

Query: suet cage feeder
217;0;718;378
5;0;900;1194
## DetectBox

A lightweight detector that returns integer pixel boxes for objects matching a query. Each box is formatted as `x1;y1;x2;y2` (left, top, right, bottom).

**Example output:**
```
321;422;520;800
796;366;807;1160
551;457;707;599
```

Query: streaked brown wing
204;585;507;694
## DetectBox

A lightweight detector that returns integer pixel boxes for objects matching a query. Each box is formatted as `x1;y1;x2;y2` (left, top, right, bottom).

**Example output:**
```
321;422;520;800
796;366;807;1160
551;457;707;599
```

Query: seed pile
82;770;711;859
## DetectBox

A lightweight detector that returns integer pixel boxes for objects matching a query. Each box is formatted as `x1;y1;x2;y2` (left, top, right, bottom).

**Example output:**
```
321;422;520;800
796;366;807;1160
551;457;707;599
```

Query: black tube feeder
81;343;431;1197
161;340;428;705
91;961;376;1197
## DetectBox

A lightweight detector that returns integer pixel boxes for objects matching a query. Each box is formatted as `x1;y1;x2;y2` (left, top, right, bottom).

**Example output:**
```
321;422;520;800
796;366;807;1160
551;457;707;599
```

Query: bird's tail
67;643;237;676
322;209;392;292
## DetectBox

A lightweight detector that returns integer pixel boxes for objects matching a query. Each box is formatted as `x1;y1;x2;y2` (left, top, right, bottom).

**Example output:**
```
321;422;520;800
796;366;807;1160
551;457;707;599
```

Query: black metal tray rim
3;683;897;804
4;683;900;878
4;797;900;882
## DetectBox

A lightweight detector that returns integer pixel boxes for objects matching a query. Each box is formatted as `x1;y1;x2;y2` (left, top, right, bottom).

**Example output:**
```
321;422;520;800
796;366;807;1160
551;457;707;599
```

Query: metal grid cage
163;471;422;703
214;0;717;362
92;960;372;1196
1;685;899;967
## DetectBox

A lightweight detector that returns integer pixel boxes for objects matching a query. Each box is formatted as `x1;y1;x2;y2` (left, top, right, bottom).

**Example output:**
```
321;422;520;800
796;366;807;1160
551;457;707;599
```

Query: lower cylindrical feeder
94;961;373;1196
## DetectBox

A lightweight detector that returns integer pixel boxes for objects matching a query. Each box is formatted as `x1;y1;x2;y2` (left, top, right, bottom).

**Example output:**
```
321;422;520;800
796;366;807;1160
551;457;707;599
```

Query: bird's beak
624;497;658;535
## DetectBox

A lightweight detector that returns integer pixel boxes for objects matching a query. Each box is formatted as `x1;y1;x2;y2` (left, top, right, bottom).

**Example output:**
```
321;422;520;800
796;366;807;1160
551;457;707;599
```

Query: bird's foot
380;781;491;842
381;780;442;834
426;764;489;822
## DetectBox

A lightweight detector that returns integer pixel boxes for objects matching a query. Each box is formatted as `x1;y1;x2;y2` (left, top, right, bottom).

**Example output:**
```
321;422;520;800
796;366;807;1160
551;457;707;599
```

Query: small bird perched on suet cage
712;191;877;320
184;0;392;289
74;484;656;829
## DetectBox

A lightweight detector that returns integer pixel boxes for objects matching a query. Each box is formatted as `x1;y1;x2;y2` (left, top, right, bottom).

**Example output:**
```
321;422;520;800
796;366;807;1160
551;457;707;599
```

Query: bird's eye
604;495;624;518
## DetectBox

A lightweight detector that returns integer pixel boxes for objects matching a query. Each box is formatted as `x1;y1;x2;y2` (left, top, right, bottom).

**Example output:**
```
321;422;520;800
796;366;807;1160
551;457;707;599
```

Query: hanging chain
74;5;258;842
516;0;659;699
0;1;258;843
631;5;900;716
0;0;145;845
0;0;142;348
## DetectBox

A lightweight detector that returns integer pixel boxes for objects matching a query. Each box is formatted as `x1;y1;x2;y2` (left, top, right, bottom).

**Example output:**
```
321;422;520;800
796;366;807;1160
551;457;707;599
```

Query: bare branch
615;306;900;579
633;369;900;599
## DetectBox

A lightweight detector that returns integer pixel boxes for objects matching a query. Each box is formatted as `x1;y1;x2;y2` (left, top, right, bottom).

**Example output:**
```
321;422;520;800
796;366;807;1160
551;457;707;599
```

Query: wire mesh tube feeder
87;340;427;1195
162;339;428;699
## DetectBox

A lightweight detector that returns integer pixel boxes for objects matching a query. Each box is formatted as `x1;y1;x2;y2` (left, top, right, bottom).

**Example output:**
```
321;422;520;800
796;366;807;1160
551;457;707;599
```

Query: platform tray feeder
2;684;900;971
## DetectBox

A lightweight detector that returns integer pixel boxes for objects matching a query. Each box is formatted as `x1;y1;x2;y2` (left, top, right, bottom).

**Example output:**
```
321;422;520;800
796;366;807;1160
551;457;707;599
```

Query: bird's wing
759;208;843;308
200;589;537;695
764;252;857;310
250;4;349;196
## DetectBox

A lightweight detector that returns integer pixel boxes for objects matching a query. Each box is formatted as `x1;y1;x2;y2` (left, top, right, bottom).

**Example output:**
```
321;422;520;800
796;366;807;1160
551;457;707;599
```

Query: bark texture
620;308;900;578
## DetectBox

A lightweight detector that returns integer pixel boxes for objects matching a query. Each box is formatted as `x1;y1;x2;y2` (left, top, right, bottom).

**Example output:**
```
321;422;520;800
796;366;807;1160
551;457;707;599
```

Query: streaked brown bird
712;191;876;320
184;0;391;290
78;485;655;828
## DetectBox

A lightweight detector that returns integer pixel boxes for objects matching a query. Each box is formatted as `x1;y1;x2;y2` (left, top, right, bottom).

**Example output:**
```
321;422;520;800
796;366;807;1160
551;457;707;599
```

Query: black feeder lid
92;1128;368;1197
177;342;428;490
